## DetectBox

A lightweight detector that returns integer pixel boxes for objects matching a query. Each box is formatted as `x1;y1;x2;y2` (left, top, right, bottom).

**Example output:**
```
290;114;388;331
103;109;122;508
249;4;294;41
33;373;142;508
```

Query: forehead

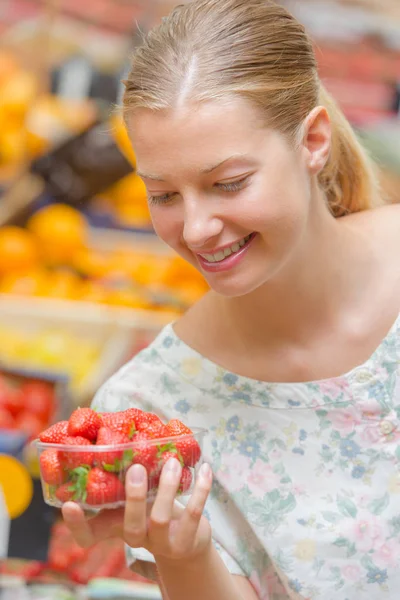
127;99;273;174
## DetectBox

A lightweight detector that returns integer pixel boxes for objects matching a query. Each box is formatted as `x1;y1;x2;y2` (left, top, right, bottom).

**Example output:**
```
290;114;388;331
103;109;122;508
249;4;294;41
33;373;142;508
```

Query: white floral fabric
92;314;400;599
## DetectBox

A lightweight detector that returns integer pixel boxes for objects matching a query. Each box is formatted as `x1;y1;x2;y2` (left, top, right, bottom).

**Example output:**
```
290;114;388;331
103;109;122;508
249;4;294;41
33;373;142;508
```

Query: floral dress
92;314;400;600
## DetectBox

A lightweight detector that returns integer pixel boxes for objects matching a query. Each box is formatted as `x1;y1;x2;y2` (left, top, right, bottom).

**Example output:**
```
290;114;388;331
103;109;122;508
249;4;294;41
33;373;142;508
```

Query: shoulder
344;203;400;252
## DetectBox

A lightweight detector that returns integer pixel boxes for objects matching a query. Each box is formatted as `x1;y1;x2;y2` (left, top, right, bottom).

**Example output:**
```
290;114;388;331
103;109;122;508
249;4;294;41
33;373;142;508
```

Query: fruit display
0;50;96;176
0;325;102;392
0;372;62;441
0;204;208;313
47;521;151;585
36;408;206;509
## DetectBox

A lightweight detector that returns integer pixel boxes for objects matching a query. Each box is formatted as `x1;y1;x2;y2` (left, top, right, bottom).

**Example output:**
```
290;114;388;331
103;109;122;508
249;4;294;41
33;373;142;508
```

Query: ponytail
318;83;382;217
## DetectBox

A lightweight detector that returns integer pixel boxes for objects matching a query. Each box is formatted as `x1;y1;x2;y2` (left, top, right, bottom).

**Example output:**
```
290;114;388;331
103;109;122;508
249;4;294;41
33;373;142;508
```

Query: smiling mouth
199;233;255;263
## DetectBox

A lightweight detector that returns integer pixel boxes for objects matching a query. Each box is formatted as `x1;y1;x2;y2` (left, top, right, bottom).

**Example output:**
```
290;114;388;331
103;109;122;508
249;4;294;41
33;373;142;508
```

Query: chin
205;272;268;299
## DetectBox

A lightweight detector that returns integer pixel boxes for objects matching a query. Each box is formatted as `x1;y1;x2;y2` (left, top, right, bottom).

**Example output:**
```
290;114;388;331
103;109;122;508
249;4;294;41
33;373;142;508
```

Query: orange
0;455;33;519
0;267;50;296
79;280;108;304
72;247;111;279
0;226;40;275
45;270;83;300
110;113;136;167
27;204;88;265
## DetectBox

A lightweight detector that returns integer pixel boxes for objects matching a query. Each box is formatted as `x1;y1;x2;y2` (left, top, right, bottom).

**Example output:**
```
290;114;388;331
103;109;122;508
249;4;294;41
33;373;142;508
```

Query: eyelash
148;176;249;205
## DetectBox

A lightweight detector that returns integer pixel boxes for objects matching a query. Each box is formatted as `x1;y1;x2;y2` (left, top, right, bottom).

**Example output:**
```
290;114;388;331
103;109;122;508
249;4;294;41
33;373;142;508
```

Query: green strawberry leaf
103;462;119;473
129;423;136;438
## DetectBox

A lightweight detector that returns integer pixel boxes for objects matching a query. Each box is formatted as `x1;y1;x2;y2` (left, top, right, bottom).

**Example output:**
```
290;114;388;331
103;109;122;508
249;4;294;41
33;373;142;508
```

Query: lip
195;234;253;257
197;233;257;273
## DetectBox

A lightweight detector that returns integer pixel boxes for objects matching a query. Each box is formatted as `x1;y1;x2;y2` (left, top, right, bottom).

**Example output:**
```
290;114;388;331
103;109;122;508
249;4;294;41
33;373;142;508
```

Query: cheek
149;206;183;249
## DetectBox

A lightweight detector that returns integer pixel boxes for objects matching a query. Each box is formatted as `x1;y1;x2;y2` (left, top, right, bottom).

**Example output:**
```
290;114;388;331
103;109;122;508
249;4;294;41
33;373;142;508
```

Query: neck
214;199;378;346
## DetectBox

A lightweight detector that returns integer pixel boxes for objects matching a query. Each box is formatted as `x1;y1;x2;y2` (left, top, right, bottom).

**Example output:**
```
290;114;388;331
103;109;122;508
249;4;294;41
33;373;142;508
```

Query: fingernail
165;457;180;474
199;463;212;482
128;464;145;485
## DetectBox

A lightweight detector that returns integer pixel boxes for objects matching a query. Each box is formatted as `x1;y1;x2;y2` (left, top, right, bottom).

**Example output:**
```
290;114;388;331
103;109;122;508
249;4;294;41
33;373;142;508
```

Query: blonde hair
123;0;381;216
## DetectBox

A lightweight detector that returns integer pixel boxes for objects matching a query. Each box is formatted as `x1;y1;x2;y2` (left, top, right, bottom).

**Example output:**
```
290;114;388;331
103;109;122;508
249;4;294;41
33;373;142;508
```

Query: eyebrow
137;154;250;182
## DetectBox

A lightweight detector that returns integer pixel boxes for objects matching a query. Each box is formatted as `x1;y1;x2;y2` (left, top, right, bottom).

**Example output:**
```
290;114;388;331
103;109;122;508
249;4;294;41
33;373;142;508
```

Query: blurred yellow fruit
0;227;40;275
0;267;50;296
73;247;111;278
0;128;28;165
115;201;152;228
0;71;38;121
79;280;108;304
27;204;88;264
45;270;82;300
105;287;150;309
110;113;136;167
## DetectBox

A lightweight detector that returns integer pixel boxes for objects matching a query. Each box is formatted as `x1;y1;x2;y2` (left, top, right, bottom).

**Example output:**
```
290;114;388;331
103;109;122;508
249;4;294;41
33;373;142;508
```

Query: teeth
200;234;252;263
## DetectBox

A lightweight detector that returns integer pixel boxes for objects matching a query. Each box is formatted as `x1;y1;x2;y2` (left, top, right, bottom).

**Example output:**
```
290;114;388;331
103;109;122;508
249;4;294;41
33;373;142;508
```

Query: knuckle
149;516;170;529
186;504;203;520
124;526;146;544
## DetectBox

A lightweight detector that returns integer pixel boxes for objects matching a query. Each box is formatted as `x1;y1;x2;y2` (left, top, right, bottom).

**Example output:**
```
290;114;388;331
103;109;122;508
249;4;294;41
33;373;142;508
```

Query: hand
62;458;213;565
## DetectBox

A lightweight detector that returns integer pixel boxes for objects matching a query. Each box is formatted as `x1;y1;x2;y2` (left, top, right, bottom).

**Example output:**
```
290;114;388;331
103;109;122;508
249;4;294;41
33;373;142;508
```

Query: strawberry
166;419;192;436
178;466;193;494
55;482;76;503
131;432;158;474
166;419;200;467
55;466;91;503
39;420;69;444
160;448;184;468
135;412;159;432
100;411;136;439
95;427;133;472
85;468;125;505
143;420;169;439
68;408;102;442
59;436;94;470
40;449;67;485
174;436;201;467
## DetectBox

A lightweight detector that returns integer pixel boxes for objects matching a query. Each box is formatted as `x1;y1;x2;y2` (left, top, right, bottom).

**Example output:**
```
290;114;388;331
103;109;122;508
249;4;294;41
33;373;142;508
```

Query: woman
62;0;400;598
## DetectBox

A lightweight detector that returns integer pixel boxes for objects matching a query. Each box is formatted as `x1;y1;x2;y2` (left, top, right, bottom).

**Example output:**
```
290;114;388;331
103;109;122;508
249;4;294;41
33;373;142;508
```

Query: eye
216;176;249;193
148;192;177;205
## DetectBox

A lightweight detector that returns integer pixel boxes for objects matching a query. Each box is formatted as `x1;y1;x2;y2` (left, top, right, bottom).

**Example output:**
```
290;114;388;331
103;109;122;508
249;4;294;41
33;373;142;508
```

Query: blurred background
0;1;399;598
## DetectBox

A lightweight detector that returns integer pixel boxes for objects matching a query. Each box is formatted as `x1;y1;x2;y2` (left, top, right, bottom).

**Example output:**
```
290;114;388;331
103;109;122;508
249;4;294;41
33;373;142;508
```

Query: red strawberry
174;436;201;467
166;420;200;467
21;381;55;421
85;468;125;505
178;466;193;494
135;412;159;431
55;467;90;503
55;482;75;503
0;408;14;430
143;420;169;439
100;411;136;439
59;436;94;470
68;408;102;442
160;449;184;467
40;449;67;485
166;419;192;436
95;427;133;471
39;420;69;443
131;432;158;474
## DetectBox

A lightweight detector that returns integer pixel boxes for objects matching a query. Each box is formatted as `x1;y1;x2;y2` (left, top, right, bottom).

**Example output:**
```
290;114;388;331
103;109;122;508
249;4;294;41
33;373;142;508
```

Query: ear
301;106;331;175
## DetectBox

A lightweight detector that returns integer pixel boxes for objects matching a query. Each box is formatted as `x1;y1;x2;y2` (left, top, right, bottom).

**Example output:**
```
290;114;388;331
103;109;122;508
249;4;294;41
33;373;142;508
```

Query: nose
182;198;223;250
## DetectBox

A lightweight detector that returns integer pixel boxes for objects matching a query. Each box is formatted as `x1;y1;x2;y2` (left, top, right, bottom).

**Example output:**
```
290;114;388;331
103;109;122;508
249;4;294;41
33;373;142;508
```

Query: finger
62;502;96;548
172;463;212;551
62;502;124;547
149;458;181;540
123;464;148;547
